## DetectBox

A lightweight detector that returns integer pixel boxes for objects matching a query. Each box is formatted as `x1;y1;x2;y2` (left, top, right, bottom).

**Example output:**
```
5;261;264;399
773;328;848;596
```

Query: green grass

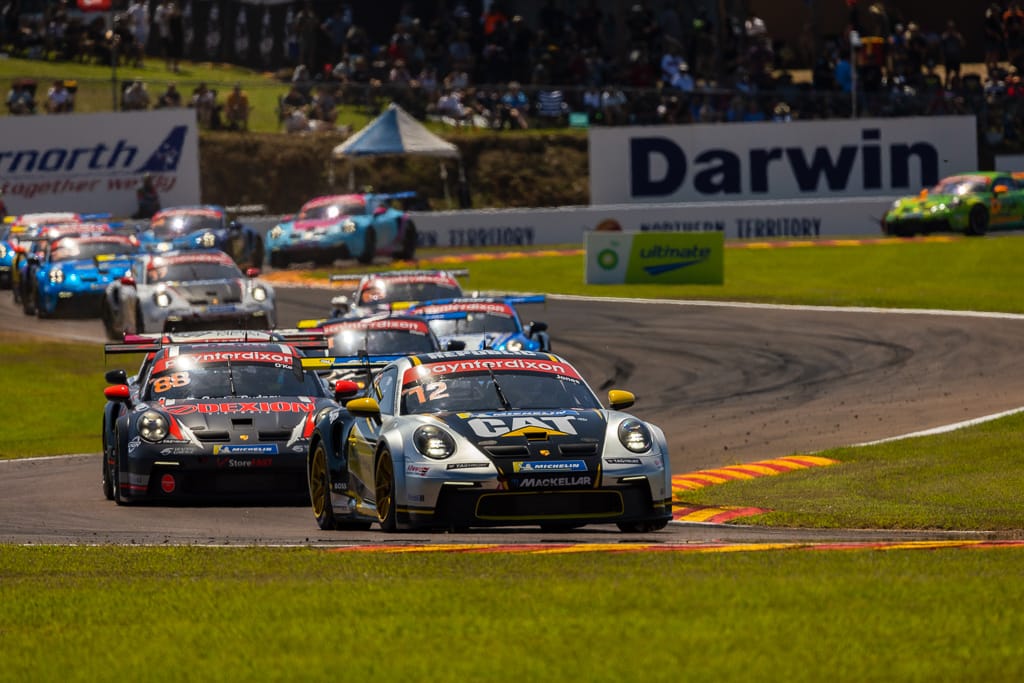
347;235;1024;313
683;411;1024;530
0;333;109;458
3;546;1024;682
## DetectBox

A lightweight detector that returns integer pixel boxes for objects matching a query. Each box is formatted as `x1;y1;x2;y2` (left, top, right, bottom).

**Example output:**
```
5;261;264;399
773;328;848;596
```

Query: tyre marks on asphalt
671;455;839;523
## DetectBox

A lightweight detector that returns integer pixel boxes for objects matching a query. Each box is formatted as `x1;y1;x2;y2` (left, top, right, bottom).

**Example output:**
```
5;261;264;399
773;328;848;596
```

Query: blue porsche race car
266;192;417;268
141;205;265;270
21;232;140;317
406;296;551;352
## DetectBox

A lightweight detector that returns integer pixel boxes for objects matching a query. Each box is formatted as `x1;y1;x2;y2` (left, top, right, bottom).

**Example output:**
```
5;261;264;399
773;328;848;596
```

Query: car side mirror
345;396;381;419
104;384;132;403
918;188;929;199
333;379;360;400
105;369;128;385
245;267;261;278
607;389;635;410
119;275;136;286
527;321;548;334
994;184;1009;194
444;339;466;351
373;205;387;216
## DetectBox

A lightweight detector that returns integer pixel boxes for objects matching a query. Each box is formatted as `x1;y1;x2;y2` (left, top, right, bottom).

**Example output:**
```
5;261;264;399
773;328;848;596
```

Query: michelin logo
513;460;587;473
213;444;278;455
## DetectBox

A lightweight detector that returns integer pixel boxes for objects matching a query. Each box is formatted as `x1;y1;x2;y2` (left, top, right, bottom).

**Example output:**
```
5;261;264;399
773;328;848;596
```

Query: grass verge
323;235;1024;313
3;545;1024;682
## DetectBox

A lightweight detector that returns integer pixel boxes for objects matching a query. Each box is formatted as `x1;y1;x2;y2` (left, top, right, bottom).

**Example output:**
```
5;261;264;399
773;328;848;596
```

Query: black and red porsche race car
102;337;344;503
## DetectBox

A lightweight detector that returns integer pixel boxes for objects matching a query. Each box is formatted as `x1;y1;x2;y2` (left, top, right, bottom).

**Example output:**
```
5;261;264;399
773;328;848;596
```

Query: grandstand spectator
45;79;73;113
600;86;628;125
6;80;36;115
122;78;150;111
1006;2;1024;69
321;5;352;64
166;1;183;73
153;1;171;69
155;82;182;108
189;82;220;129
225;83;251;131
126;0;148;67
293;2;319;72
499;81;530;130
942;21;966;88
309;85;337;125
535;88;568;126
133;174;160;220
436;89;470;126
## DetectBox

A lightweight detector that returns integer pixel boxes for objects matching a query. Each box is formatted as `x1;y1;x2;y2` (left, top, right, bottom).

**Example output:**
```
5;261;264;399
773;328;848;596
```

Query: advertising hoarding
588;116;977;205
0;109;200;216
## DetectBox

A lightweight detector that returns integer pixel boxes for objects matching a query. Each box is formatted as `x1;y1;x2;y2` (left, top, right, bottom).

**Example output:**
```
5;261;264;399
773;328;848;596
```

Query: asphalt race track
3;282;1024;545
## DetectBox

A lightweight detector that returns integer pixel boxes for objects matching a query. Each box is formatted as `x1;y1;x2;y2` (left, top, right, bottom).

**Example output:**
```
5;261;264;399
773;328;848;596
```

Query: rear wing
104;332;329;355
328;268;470;288
300;354;402;373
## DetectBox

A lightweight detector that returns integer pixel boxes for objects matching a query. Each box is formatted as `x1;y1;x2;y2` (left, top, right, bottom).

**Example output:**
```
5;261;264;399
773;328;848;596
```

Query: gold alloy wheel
374;452;394;526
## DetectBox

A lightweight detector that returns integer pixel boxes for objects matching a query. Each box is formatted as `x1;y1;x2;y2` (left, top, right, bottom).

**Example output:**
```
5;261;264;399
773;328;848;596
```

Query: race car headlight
891;199;901;209
951;197;962;206
49;268;64;284
413;425;456;459
617;418;652;453
269;225;283;240
153;291;171;307
252;285;267;302
138;410;169;442
505;339;523;351
341;219;357;234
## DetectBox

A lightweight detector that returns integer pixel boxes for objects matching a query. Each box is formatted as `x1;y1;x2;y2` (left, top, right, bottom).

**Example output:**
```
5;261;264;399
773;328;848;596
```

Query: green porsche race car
882;172;1024;237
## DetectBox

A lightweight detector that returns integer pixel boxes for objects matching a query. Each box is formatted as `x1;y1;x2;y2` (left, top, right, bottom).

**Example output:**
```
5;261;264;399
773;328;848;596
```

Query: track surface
2;282;1023;545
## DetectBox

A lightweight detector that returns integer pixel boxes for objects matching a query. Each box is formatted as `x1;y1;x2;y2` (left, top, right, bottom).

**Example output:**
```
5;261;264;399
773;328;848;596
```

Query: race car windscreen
298;201;364;220
150;212;223;239
329;329;437;355
931;177;990;195
147;261;241;283
400;367;601;414
143;359;324;400
426;312;517;337
51;238;138;262
361;281;462;305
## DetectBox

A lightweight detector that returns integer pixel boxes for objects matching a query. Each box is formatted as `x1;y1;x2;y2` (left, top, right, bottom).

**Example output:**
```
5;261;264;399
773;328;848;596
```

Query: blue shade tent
332;103;462;200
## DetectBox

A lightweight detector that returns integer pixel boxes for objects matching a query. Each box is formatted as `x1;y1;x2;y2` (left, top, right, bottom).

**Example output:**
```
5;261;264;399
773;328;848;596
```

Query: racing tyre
112;429;128;505
21;283;36;316
375;447;398;531
131;304;145;334
967;205;988;236
310;442;339;530
357;227;377;265
101;430;114;501
101;303;119;340
395;221;417;261
616;519;670;533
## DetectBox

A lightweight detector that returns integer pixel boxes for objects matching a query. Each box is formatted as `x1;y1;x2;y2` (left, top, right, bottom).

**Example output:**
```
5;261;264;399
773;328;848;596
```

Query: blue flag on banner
136;125;186;172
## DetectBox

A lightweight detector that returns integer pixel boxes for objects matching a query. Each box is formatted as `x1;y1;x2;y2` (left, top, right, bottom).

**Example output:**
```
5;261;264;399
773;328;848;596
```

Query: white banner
588;116;977;205
407;197;895;248
0;109;200;216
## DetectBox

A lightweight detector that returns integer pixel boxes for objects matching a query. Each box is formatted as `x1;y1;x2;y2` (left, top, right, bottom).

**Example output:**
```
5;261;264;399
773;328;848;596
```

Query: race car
12;220;115;305
101;339;343;503
406;296;551;352
101;329;332;500
20;233;140;317
305;349;673;532
882;172;1024;237
0;220;33;288
100;249;276;339
140;205;265;269
265;192;417;268
328;268;468;318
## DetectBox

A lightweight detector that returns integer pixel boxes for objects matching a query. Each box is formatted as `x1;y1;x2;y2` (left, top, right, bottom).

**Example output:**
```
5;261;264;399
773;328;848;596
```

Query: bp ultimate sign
588;116;977;205
0;109;200;216
585;231;724;285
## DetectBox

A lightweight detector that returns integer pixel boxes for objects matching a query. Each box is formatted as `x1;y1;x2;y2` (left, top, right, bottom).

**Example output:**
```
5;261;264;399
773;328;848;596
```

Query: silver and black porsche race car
102;339;339;503
100;249;276;339
305;349;673;532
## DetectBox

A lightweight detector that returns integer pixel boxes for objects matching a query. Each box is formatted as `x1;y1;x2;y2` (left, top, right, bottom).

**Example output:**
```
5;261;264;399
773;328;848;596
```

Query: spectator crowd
4;1;1024;150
